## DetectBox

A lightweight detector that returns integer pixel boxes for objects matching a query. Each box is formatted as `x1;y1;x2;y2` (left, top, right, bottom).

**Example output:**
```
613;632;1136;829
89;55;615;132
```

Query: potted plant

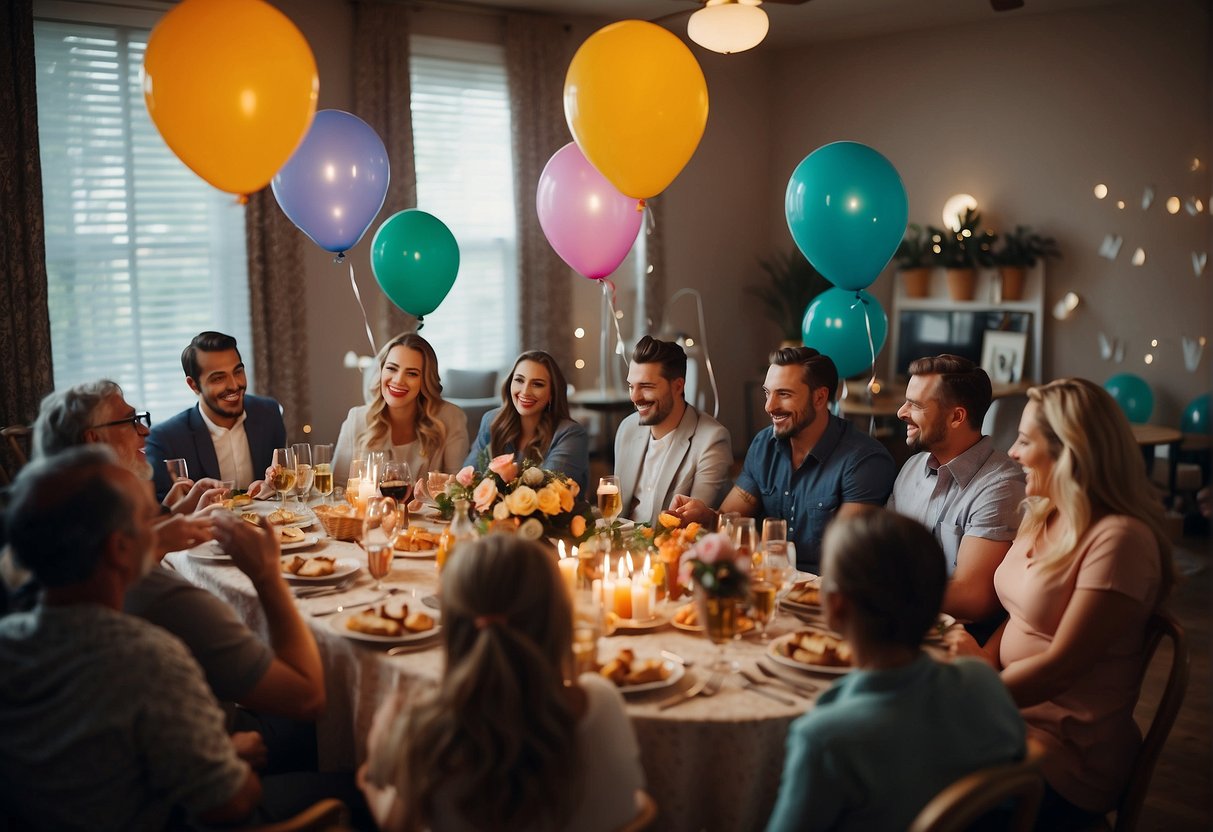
748;249;832;347
993;225;1061;301
894;223;933;298
928;207;991;301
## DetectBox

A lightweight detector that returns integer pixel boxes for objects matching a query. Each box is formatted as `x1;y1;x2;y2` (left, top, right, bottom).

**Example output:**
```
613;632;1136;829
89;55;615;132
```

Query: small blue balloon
1104;373;1154;424
802;288;888;379
785;142;908;291
1182;394;1211;434
272;109;390;254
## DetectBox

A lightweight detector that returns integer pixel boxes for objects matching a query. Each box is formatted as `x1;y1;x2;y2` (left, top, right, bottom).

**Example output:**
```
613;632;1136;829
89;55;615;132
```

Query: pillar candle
613;576;633;619
558;557;577;598
630;577;651;621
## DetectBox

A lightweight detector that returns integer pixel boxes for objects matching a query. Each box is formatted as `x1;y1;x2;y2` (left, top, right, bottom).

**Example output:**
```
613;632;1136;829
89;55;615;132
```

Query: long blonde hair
357;333;448;462
383;535;579;832
489;350;571;464
1020;378;1174;600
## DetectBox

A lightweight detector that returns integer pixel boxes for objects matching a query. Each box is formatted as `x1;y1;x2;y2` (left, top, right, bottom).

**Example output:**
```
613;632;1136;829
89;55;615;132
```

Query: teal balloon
1182;394;1211;434
1104;373;1154;423
785;141;908;291
371;209;460;317
802;288;888;379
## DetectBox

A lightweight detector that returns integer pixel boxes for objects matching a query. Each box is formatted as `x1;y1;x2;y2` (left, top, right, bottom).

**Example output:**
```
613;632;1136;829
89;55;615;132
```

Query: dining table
165;505;864;831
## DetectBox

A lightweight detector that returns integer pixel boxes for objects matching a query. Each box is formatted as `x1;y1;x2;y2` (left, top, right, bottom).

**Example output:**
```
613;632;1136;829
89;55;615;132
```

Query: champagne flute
752;542;794;642
378;459;413;504
597;475;621;523
291;443;313;511
733;517;758;561
761;518;788;547
362;497;399;591
164;458;189;483
270;448;297;511
312;444;335;505
717;511;740;539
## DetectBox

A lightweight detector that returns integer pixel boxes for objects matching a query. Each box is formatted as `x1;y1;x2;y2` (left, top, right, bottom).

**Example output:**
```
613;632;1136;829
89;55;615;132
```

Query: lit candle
557;540;567;559
631;577;651;621
613;558;632;619
558;556;577;598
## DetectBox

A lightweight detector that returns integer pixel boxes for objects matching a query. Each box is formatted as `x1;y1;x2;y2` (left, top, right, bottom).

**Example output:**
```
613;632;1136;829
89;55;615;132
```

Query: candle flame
625;553;635;576
642;553;651;575
617;558;627;580
558;540;567;559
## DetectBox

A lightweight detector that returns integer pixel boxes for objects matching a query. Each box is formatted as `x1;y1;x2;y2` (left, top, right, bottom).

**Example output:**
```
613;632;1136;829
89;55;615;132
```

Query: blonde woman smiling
333;333;469;486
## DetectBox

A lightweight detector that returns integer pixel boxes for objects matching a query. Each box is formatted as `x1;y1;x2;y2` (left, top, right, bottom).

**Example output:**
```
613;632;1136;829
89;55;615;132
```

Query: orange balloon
564;21;708;200
142;0;318;197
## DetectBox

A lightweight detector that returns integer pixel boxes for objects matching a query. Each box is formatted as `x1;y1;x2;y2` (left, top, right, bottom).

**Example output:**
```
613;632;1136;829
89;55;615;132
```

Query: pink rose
488;454;518;483
455;466;475;487
691;533;734;565
473;477;499;513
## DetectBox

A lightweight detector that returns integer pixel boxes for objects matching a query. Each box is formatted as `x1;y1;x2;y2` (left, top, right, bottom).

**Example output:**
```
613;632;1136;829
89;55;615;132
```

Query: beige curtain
505;12;576;369
244;191;310;441
353;0;419;342
0;0;54;445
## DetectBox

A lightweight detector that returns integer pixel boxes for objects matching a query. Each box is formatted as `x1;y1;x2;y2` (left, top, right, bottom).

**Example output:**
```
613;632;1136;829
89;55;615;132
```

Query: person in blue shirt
671;346;895;572
465;350;589;494
765;510;1026;832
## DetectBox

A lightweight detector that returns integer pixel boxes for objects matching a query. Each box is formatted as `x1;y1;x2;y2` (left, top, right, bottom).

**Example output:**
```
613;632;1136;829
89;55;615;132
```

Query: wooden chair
908;737;1048;832
1105;611;1190;831
616;789;658;832
247;798;350;832
0;425;32;485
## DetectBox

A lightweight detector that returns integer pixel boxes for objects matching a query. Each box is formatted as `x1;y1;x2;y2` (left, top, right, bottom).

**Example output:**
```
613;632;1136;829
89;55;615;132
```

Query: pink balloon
537;142;643;279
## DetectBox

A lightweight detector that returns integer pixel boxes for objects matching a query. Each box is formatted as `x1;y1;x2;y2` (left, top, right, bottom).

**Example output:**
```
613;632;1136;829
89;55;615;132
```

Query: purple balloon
272;109;390;254
537;142;642;280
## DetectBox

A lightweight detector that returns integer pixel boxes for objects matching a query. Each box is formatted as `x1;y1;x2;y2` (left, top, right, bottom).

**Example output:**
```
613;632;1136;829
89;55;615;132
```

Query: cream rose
472;478;499;513
536;486;561;516
493;501;511;520
521;466;545;487
504;485;539;516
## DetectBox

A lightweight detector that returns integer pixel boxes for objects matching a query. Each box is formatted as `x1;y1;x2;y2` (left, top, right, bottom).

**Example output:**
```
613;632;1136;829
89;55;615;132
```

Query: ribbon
600;278;630;376
348;262;377;356
850;291;879;436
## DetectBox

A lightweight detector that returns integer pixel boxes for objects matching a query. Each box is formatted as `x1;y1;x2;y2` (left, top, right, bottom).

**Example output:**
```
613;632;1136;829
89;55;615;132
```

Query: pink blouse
994;514;1161;811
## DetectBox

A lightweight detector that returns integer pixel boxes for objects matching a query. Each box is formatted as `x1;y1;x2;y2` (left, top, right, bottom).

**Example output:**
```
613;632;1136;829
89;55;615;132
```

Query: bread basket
313;504;363;542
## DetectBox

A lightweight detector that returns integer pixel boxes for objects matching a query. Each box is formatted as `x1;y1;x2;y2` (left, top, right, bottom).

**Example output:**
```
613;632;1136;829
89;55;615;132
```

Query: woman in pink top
952;378;1174;829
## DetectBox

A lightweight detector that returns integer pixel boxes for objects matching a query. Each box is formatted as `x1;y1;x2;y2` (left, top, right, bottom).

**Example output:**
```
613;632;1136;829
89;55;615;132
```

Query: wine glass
753;542;794;642
270;448;296;511
362;497;400;591
717;511;740;538
697;590;741;673
312;444;335;505
378;459;413;505
291;443;313;511
761;518;788;547
597;475;621;523
732;517;758;561
164;458;189;483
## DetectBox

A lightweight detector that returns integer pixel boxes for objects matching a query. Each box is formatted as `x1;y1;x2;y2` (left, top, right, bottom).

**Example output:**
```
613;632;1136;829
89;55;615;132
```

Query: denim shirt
465;407;590;495
736;415;895;572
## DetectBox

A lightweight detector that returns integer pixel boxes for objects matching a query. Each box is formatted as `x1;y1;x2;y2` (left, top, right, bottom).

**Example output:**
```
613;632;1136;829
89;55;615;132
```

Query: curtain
353;0;418;343
504;12;576;370
0;0;53;448
244;191;311;441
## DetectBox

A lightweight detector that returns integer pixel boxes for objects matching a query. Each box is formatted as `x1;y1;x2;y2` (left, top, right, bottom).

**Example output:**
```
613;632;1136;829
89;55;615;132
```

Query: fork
294;576;357;599
756;660;820;694
738;670;795;705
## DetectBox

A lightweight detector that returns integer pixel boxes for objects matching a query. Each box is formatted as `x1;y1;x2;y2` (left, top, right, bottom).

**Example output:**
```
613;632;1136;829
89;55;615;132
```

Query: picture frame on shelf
981;330;1028;384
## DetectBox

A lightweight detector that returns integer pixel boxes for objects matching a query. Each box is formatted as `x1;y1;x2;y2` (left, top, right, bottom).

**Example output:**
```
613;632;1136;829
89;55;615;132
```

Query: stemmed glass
362;497;401;591
597;475;621;523
717;511;740;538
312;444;335;505
378;460;413;504
164;458;189;483
346;460;367;512
291;443;313;511
752;541;795;642
270;448;296;511
732;517;758;561
761;518;787;548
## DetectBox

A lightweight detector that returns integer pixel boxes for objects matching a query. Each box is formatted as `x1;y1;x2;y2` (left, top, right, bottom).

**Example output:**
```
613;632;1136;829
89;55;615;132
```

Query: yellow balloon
564;21;709;201
143;0;319;198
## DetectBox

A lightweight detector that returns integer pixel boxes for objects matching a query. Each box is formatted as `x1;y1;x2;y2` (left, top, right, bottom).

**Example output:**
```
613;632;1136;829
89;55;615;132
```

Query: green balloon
371;209;460;317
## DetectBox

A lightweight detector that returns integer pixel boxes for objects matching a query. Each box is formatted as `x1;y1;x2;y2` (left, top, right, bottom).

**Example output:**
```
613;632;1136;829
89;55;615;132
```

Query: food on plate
281;555;306;575
280;555;336;577
673;603;755;633
786;581;821;606
597;648;670;687
405;611;435;633
222;491;254;510
266;508;299;525
393;527;442;552
777;630;853;668
346;603;436;637
278;526;306;544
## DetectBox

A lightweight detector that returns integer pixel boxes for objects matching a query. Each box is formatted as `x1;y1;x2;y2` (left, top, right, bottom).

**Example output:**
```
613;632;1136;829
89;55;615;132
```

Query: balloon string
601;279;630;375
851;292;879;437
348;262;377;356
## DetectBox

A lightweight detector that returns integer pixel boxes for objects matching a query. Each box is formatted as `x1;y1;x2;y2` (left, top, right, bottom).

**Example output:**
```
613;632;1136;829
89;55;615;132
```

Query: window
33;15;252;420
409;35;517;373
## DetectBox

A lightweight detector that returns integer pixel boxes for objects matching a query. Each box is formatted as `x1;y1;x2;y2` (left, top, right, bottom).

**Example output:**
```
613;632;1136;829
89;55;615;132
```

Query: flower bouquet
436;453;593;542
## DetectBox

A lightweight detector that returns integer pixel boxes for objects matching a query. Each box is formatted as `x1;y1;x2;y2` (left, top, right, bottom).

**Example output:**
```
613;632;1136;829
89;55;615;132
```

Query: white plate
187;542;231;562
237;504;316;528
767;633;852;676
609;612;669;633
279;534;321;552
669;607;758;636
329;608;443;644
781;575;823;613
613;660;685;694
280;556;361;583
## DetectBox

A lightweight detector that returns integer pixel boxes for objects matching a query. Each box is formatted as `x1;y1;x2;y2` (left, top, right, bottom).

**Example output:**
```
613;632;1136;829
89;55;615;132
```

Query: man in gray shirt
887;355;1025;629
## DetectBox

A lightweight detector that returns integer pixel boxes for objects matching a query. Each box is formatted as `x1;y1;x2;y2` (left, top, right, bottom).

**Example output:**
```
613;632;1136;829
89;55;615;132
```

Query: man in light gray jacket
614;336;732;526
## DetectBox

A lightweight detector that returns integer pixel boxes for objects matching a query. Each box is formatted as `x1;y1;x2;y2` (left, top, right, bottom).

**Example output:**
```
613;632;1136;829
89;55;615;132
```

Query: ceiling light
942;194;978;232
688;0;769;55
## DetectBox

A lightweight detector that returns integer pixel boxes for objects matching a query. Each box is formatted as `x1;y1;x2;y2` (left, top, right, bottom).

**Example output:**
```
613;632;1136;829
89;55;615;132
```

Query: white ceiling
462;0;1137;46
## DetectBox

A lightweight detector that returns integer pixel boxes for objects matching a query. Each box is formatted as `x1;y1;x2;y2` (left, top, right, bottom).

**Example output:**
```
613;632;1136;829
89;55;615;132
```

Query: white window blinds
409;35;518;374
33;18;252;421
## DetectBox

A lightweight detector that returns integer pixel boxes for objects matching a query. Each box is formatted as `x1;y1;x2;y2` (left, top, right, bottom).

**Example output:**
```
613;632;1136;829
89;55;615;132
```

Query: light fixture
688;0;769;55
941;194;978;232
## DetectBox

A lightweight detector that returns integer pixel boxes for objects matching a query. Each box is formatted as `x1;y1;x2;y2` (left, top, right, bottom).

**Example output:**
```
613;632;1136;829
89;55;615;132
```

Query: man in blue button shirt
671;346;896;572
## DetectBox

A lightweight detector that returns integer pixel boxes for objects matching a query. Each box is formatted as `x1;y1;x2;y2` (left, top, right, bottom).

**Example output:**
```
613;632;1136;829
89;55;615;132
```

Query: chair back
908;737;1047;832
0;425;32;485
615;789;658;832
1113;611;1189;831
248;798;350;832
981;393;1028;454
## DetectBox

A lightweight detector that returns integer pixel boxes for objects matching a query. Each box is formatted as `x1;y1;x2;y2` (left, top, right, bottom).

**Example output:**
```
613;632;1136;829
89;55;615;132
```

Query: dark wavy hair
770;345;839;402
488;351;571;464
907;353;993;429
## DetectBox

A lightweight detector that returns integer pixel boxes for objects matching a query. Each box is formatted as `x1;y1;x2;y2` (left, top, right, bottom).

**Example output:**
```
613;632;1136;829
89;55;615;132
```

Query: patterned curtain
504;12;576;369
353;0;419;343
0;0;53;448
244;191;311;441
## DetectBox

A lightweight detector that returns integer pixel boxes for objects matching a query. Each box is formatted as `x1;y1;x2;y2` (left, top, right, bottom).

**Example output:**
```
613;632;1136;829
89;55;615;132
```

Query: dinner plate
329;608;443;644
780;576;823;614
281;556;361;583
609;612;669;633
766;633;852;676
187;542;231;562
239;504;316;529
393;547;437;559
669;606;757;636
279;534;321;552
613;660;685;695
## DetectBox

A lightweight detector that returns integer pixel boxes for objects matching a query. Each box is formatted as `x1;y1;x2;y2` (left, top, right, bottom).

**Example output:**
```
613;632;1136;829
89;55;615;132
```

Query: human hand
945;629;986;662
153;513;214;557
231;731;268;771
164;478;194;510
246;478;276;500
668;495;716;527
212;510;281;587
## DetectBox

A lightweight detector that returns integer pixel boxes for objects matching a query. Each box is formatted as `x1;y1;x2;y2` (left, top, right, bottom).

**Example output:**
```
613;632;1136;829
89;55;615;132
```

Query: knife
310;591;393;617
741;680;794;706
757;660;820;694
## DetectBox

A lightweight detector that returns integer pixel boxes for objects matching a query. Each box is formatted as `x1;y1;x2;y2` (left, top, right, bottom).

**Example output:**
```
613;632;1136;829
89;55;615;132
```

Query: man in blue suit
146;331;286;500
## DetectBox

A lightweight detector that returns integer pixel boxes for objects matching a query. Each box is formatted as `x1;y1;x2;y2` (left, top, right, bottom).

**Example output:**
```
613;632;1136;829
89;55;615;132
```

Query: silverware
660;649;693;668
756;660;820;694
699;671;725;698
310;588;398;617
294;577;357;599
739;673;795;705
658;675;710;710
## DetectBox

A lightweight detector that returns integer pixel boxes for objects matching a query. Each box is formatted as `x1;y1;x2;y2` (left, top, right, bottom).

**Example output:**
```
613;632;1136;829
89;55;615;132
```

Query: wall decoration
1183;336;1207;373
981;330;1027;383
1141;186;1154;209
1099;333;1125;363
1099;234;1123;260
1194;252;1208;277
